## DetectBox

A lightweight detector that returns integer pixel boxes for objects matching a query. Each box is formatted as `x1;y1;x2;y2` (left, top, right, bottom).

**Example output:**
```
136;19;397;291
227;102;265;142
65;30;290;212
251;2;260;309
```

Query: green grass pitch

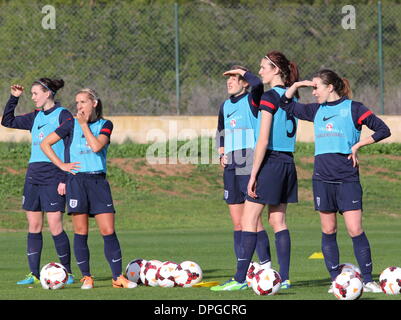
0;142;400;302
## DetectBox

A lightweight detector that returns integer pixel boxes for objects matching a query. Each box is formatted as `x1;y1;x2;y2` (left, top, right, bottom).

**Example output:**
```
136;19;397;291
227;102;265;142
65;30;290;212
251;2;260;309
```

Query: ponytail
264;51;300;99
32;78;64;98
287;61;300;98
340;78;352;99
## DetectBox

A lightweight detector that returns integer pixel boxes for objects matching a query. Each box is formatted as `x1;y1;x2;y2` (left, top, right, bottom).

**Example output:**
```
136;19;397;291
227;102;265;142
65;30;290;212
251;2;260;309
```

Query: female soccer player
216;65;272;267
1;79;74;285
212;51;299;291
279;69;391;293
40;88;136;289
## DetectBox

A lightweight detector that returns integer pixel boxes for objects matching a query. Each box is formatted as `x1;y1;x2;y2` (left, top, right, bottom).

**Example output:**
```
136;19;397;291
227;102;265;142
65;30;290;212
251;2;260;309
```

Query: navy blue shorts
66;173;115;216
223;167;250;204
313;180;363;213
22;181;66;212
246;159;298;206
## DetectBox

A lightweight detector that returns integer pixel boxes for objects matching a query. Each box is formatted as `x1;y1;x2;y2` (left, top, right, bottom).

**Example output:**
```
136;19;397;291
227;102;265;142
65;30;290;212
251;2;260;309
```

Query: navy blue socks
275;229;291;281
52;230;72;274
27;232;43;278
352;232;373;283
256;230;271;265
234;231;257;283
321;232;340;280
74;233;91;277
233;230;242;259
103;232;122;280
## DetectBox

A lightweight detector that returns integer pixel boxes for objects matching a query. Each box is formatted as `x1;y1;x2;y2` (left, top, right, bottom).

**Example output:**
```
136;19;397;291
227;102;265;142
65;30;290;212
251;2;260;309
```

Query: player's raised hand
76;110;90;125
10;84;24;97
294;80;315;88
223;69;246;77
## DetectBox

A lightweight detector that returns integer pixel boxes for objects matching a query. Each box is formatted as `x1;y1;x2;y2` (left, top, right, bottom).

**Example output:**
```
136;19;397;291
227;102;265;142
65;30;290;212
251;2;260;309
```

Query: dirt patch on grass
4;167;25;175
360;166;400;182
296;166;312;180
298;187;313;201
298;156;314;164
110;158;207;198
109;158;195;177
367;154;401;161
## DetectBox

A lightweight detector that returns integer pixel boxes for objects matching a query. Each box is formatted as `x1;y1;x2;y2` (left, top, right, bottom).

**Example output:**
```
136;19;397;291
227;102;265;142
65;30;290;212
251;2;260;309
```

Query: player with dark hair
279;69;391;293
212;51;300;291
1;78;74;285
215;65;272;269
41;88;136;289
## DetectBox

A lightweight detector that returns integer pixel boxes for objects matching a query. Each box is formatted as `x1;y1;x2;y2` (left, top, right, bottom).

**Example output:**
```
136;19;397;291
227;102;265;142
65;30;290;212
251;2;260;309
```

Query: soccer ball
379;266;401;295
125;258;147;284
333;271;363;300
246;261;261;287
156;261;179;288
174;268;194;288
40;262;68;290
178;261;202;285
339;263;362;279
140;260;162;286
251;268;281;296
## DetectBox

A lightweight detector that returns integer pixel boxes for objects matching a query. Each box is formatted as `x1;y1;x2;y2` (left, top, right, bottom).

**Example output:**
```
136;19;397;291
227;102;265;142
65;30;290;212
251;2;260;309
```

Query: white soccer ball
157;261;179;288
140;260;162;287
339;263;362;279
333;271;363;300
251;268;281;296
173;268;194;288
379;266;401;295
40;262;68;290
246;261;261;287
178;261;202;285
125;258;147;284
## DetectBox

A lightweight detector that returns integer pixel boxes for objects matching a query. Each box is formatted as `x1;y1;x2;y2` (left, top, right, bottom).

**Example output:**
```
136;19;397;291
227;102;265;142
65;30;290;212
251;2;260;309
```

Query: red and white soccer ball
246;261;261;287
40;262;68;290
178;261;202;285
339;263;362;279
156;261;179;288
379;266;401;295
333;271;363;300
251;268;281;296
125;258;147;284
174;268;194;288
140;259;162;287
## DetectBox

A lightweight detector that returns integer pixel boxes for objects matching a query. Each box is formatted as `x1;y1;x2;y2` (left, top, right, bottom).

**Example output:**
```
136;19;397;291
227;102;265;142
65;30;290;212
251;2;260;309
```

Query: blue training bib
29;107;65;163
314;99;360;155
256;87;298;152
69;119;109;173
223;93;258;154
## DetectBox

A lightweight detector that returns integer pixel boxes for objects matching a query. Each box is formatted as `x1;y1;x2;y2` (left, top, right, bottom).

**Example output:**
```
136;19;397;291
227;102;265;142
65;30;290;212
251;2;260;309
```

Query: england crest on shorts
69;199;78;208
224;190;229;200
